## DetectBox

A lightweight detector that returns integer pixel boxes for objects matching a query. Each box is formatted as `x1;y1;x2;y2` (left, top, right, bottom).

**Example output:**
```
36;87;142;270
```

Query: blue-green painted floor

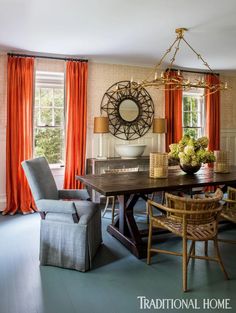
0;211;236;313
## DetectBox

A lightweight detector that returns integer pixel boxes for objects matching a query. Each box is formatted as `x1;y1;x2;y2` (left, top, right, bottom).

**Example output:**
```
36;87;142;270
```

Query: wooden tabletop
77;166;236;196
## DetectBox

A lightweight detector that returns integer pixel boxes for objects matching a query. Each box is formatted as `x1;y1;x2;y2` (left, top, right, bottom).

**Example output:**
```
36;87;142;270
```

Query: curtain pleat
204;74;221;191
63;61;88;189
205;74;220;151
3;56;36;215
165;70;183;151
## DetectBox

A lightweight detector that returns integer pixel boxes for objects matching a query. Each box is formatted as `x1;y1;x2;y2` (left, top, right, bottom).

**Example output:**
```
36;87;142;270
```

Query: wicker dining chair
147;188;229;292
102;167;139;224
219;186;236;244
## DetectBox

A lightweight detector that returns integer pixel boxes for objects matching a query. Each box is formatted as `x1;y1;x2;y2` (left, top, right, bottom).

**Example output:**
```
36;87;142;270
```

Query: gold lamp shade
94;116;109;133
153;118;167;134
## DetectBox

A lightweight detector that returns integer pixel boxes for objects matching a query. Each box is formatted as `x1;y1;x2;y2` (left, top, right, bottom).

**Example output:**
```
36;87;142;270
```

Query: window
182;89;205;139
34;71;65;164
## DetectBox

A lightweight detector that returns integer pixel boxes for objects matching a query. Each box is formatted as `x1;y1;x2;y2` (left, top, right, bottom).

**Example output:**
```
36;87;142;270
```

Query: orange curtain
4;56;36;215
165;70;183;151
63;61;88;189
205;74;220;151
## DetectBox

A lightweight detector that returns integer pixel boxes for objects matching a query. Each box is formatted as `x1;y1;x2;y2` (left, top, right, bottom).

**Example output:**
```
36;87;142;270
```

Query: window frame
182;89;205;139
34;71;65;167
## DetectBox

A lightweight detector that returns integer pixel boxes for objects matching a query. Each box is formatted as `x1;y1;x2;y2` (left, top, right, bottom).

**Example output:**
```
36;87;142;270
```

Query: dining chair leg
147;220;153;265
111;196;116;224
192;241;195;256
213;238;229;280
161;191;165;205
187;241;195;265
182;236;188;292
146;201;149;224
204;241;208;256
102;197;110;217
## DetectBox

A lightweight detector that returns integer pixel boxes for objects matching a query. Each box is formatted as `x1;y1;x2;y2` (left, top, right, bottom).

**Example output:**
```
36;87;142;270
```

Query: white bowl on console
115;144;146;159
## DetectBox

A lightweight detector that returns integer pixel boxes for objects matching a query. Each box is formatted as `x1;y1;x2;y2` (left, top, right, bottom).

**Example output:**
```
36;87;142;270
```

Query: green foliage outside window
34;84;64;164
183;128;198;139
35;128;64;164
183;94;202;139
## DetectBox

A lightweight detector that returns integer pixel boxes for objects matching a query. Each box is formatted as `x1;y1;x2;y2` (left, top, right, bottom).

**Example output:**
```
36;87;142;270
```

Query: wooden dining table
77;166;236;258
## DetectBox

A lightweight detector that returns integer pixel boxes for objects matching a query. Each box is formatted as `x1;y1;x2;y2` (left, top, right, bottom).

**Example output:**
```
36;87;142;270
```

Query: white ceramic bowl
115;144;146;159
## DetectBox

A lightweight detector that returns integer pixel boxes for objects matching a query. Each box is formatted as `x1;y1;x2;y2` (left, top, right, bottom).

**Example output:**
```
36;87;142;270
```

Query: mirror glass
119;100;139;122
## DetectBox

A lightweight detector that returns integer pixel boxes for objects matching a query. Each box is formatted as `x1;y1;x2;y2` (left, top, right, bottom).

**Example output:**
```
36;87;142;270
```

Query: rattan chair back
165;189;223;225
221;186;236;224
227;186;236;211
102;167;139;224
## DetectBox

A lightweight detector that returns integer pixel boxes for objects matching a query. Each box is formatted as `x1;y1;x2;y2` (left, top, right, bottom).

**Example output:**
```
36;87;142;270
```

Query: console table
86;157;149;202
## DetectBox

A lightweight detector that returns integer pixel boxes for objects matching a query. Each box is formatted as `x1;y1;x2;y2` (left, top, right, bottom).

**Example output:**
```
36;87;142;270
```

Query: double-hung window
182;89;205;139
34;71;65;165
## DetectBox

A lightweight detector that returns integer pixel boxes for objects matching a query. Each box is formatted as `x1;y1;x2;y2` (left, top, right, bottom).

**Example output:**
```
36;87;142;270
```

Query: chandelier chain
154;37;179;71
166;37;182;75
181;37;217;77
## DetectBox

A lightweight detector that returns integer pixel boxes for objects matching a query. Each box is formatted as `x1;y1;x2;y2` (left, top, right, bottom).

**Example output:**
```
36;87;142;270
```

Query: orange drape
165;71;183;151
205;74;220;151
205;74;220;191
4;56;36;215
63;61;88;189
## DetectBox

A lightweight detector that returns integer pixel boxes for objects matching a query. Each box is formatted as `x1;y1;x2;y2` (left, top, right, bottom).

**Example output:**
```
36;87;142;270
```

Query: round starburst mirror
101;81;154;140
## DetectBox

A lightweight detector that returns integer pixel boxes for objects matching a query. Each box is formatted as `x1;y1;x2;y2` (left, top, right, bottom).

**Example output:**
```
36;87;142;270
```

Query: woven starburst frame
101;81;154;140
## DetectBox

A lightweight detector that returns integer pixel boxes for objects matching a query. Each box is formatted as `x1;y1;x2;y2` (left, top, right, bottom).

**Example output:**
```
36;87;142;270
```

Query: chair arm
147;200;175;216
36;199;76;214
148;200;222;216
58;189;90;200
224;198;236;204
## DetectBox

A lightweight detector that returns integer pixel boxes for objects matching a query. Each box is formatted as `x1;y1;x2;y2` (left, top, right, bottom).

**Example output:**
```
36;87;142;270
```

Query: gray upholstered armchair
22;156;102;272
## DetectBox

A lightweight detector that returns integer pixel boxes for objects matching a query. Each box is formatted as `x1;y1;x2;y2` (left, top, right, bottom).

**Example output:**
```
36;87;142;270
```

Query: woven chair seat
153;215;217;241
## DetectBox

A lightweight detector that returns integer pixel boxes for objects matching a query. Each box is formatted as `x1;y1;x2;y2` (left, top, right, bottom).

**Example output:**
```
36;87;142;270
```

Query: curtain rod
169;68;219;76
7;53;88;62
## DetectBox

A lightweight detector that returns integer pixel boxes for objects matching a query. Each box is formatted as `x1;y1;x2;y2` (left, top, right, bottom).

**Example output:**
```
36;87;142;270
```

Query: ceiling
1;0;236;70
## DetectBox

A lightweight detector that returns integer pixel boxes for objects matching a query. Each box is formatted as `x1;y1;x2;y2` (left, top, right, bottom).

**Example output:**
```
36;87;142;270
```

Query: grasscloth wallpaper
220;74;236;128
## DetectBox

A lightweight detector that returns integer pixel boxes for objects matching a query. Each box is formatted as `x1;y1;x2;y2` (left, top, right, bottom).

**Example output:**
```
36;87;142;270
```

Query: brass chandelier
124;28;228;95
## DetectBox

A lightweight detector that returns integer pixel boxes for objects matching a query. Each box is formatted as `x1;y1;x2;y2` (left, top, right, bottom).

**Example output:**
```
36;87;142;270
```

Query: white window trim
182;90;205;137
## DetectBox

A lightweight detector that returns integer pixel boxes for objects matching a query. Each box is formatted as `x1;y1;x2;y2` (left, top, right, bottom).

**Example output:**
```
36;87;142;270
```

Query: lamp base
96;156;107;160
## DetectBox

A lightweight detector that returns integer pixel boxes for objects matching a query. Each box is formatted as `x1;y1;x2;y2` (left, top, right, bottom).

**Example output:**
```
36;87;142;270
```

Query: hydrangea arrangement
169;135;215;167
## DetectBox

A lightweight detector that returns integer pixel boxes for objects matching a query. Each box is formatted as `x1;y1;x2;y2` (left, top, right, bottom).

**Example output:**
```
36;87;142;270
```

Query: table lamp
153;118;167;152
94;116;109;159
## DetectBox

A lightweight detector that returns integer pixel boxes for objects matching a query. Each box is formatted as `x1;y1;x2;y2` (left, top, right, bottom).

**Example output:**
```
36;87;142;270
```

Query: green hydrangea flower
197;136;209;148
168;135;215;165
184;145;195;156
